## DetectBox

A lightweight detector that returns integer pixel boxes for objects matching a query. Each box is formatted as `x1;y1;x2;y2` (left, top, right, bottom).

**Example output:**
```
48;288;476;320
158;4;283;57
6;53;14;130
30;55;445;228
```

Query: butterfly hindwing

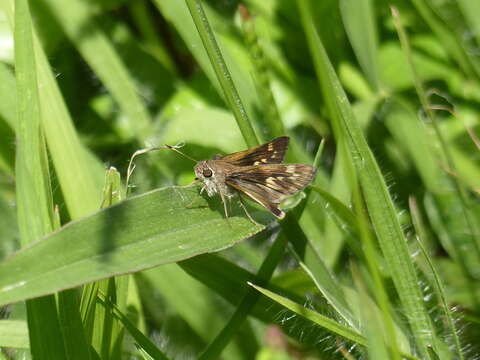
225;164;316;219
219;136;289;166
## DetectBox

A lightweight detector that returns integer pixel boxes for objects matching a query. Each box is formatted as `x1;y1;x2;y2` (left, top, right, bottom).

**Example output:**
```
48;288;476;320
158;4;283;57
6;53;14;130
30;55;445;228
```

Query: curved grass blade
0;187;264;307
97;294;170;360
249;283;366;346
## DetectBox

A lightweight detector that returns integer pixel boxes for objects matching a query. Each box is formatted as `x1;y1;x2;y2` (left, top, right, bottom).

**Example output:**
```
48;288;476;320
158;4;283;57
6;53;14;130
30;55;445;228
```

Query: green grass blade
392;7;480;279
458;0;480;48
287;242;358;331
39;0;152;142
97;294;171;360
0;187;264;307
0;62;15;129
297;1;440;357
2;0;105;219
410;0;480;79
409;197;465;360
351;266;391;360
14;0;66;357
0;63;15;175
0;320;29;348
240;6;284;139
199;234;286;360
185;0;259;148
339;0;381;91
141;264;257;360
90;168;125;359
249;283;366;346
180;254;340;350
352;185;402;360
57;289;92;360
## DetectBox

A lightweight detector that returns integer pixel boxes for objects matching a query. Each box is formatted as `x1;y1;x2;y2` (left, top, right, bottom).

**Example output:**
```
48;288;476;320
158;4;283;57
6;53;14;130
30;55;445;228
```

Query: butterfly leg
218;191;233;227
238;195;260;226
174;180;200;203
219;191;229;219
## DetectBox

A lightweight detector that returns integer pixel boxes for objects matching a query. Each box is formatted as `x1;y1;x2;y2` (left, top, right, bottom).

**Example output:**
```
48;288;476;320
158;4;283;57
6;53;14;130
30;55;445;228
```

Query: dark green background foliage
0;0;479;359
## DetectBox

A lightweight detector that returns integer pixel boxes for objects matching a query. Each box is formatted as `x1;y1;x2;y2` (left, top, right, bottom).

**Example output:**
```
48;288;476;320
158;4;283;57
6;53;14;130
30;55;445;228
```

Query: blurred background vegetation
0;0;479;359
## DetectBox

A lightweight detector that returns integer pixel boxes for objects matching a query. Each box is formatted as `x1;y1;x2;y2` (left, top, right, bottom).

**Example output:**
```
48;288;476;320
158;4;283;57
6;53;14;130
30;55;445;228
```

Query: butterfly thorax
194;160;236;198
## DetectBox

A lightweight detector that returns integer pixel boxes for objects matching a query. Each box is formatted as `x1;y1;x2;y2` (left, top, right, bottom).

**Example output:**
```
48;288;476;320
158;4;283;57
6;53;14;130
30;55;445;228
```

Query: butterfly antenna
165;143;197;163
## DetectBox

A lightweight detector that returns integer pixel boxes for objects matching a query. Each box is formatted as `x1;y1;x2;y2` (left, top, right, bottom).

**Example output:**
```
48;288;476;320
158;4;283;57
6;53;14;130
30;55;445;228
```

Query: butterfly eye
203;169;213;177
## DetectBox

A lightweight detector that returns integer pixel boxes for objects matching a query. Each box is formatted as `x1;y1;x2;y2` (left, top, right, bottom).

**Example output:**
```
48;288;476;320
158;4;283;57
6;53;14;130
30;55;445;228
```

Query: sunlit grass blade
14;0;66;357
2;0;105;219
298;1;441;357
0;187;264;307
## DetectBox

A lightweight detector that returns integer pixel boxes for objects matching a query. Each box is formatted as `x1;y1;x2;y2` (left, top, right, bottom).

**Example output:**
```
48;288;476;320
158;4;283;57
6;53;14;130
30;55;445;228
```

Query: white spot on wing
287;165;296;173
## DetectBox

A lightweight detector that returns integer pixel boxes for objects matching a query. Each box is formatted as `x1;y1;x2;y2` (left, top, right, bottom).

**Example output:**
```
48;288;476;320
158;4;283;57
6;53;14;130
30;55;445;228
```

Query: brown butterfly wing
226;164;316;219
219;136;289;166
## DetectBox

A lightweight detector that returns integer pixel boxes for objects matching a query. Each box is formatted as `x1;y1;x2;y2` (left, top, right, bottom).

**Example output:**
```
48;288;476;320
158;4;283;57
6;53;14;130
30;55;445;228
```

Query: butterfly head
194;161;218;197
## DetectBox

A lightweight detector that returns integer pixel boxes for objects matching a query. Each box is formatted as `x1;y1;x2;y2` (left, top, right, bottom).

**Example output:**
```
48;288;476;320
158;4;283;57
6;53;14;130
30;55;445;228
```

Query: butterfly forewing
219;136;289;166
225;164;316;219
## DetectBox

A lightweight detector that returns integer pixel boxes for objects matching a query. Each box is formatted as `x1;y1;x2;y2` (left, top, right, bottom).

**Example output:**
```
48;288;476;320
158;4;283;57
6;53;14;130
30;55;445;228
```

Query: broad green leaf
0;187;264;307
0;320;29;348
